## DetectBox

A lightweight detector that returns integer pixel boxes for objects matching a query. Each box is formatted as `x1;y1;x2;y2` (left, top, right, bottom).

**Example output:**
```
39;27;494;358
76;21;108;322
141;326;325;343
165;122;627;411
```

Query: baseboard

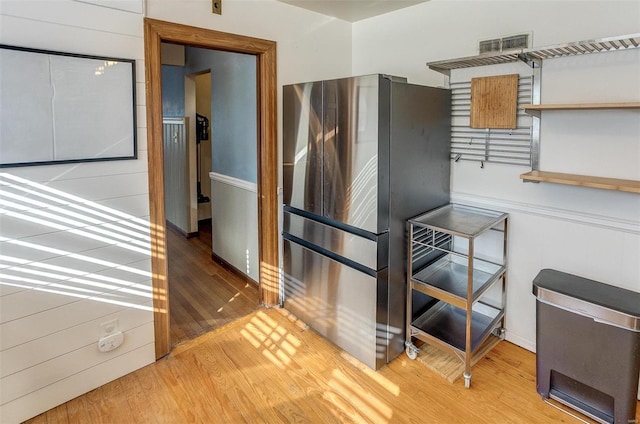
166;220;198;239
211;252;258;286
505;331;536;353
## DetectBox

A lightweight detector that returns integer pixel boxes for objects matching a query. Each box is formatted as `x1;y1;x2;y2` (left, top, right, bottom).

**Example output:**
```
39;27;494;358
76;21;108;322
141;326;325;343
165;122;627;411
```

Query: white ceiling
276;0;430;22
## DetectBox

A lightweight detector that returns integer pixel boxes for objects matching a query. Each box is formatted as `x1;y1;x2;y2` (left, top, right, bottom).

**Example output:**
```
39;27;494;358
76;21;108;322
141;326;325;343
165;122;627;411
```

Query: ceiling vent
479;33;530;54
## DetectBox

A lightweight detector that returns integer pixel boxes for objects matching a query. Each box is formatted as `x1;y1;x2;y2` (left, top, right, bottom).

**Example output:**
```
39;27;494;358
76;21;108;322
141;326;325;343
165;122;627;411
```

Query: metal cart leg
464;372;471;389
464;237;474;389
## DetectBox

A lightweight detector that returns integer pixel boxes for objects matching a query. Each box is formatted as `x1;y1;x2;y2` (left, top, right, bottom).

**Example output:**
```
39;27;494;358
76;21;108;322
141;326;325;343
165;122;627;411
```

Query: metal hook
484;129;490;164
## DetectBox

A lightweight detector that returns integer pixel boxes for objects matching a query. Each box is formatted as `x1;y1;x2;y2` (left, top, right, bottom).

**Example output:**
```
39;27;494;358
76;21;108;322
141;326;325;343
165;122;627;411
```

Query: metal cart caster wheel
463;373;471;389
493;327;506;340
405;345;418;360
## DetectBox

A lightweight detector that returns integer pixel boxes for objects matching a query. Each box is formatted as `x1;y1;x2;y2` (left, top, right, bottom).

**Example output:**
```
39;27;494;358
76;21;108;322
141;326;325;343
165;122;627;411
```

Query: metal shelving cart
405;204;508;388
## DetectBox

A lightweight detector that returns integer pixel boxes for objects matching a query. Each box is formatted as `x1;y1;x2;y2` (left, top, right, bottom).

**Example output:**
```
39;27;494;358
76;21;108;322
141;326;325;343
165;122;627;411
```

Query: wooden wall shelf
520;170;640;193
523;102;640;116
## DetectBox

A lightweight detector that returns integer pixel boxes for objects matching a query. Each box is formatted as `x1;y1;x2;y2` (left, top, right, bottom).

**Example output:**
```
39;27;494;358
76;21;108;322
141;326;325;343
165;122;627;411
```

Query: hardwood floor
167;220;260;347
24;307;639;423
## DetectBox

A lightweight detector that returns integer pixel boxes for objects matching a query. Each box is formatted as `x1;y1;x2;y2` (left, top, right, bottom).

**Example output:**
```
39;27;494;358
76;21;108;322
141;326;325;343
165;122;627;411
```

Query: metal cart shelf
412;254;505;309
405;204;508;388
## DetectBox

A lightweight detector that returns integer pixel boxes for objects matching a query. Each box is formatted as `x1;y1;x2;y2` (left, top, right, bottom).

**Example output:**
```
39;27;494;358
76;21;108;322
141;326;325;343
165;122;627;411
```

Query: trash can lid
533;269;640;318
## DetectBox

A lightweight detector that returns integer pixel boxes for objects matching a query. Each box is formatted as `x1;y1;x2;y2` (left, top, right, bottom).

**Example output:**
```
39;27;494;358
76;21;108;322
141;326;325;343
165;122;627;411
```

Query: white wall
0;0;352;422
146;0;353;86
352;0;640;351
0;1;154;423
209;173;259;282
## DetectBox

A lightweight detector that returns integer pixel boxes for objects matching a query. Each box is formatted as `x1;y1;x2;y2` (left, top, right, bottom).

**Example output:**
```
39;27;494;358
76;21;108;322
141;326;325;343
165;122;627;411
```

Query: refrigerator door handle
282;232;376;278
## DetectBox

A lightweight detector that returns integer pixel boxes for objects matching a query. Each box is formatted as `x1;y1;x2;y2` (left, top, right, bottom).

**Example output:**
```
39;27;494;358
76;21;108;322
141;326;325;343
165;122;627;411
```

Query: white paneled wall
0;1;153;422
209;173;259;282
0;173;155;423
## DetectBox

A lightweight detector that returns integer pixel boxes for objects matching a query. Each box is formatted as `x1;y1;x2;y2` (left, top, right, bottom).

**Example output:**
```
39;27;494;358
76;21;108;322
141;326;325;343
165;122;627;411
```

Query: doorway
144;18;278;359
164;46;260;346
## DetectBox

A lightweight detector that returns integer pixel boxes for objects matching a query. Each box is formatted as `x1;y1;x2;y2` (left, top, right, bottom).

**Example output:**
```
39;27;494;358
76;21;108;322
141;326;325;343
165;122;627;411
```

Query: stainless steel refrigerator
282;74;451;369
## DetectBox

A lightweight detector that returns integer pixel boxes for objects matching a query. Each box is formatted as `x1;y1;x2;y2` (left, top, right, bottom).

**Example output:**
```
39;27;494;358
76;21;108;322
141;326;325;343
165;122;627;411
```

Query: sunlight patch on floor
217;292;242;313
240;310;302;369
338;351;401;397
324;368;394;423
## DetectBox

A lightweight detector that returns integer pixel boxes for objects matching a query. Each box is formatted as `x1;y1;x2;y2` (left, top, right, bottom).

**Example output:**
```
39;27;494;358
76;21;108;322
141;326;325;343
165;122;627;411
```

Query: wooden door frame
143;18;279;359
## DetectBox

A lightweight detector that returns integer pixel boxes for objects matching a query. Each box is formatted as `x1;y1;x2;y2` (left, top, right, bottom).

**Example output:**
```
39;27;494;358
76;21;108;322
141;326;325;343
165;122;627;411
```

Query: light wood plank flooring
24;308;639;423
167;220;260;346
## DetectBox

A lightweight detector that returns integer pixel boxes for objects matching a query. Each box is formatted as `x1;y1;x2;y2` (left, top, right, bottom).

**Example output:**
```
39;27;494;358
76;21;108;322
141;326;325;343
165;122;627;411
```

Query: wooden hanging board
470;74;519;129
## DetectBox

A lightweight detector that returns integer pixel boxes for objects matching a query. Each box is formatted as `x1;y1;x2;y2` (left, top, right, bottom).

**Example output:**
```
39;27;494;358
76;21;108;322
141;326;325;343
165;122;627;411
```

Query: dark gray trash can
533;269;640;424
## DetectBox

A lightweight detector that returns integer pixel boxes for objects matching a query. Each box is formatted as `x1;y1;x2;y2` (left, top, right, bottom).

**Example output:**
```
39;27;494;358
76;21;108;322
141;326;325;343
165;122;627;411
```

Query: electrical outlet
98;331;124;352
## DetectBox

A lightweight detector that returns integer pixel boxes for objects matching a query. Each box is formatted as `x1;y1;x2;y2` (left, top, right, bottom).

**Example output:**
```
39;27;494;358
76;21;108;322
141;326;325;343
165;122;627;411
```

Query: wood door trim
143;18;279;359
